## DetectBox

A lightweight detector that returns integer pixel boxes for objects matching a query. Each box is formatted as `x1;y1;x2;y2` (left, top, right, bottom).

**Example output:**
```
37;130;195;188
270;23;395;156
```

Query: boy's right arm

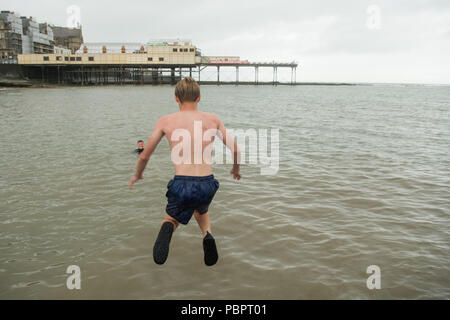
129;116;166;189
216;115;241;180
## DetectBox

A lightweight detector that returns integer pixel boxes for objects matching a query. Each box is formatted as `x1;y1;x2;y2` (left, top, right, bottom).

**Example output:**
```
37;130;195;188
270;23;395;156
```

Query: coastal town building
19;39;199;65
52;26;83;54
0;10;82;62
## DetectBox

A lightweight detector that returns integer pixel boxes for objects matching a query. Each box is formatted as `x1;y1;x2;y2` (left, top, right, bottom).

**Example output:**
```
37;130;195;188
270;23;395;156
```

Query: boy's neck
179;102;198;111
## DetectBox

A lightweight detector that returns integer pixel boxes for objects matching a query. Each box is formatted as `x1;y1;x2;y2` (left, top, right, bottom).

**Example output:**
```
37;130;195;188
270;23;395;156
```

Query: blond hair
175;77;200;103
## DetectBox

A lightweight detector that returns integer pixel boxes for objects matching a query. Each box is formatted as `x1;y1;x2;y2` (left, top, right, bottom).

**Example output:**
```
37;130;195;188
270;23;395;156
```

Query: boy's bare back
138;109;239;178
159;110;220;176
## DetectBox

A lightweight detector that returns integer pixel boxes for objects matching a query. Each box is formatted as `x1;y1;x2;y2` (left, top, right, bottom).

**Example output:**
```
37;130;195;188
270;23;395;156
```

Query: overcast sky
2;0;450;84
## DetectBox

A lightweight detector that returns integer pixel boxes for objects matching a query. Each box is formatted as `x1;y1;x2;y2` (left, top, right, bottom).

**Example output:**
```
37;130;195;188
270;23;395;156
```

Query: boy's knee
162;215;179;229
194;210;205;220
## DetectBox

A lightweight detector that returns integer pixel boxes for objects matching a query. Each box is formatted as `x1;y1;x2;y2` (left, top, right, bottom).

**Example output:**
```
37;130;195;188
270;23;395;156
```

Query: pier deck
18;61;298;85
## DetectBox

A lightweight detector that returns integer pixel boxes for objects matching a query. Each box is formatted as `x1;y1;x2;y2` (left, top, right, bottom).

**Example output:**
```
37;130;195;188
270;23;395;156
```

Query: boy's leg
162;212;179;230
153;213;179;265
194;210;218;266
193;210;211;237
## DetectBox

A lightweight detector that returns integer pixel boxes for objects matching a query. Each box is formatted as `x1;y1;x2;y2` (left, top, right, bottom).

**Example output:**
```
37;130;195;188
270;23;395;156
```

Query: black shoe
203;231;218;266
153;222;174;265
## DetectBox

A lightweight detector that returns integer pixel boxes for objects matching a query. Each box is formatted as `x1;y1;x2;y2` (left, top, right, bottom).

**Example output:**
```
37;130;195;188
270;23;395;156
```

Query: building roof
51;26;82;38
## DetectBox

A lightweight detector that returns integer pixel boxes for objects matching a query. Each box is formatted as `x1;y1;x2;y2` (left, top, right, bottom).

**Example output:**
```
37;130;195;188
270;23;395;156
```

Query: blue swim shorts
165;175;220;225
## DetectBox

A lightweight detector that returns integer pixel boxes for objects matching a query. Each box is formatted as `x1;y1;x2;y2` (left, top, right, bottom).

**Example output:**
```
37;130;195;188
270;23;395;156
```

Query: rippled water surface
0;84;449;299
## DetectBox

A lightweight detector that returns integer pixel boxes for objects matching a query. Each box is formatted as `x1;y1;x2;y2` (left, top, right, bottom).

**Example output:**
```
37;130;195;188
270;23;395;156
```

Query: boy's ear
196;95;201;103
175;94;180;103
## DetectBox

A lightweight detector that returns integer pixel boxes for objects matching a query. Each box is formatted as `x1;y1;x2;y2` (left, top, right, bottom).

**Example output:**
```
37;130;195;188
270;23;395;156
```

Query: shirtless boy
129;77;241;266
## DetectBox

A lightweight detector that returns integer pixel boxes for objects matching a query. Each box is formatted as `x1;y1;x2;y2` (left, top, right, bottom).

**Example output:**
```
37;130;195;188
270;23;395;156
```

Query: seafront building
52;26;84;54
0;10;82;62
19;39;199;65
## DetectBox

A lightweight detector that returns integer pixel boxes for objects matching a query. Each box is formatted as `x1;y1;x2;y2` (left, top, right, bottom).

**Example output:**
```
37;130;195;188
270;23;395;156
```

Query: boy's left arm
129;118;165;190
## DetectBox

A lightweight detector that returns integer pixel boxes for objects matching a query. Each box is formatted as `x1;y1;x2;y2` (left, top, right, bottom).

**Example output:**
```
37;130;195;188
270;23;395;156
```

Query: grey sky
2;0;450;83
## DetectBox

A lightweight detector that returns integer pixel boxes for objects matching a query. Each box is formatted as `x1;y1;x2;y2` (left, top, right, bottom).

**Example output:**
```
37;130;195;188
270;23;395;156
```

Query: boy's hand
129;174;143;190
230;167;241;180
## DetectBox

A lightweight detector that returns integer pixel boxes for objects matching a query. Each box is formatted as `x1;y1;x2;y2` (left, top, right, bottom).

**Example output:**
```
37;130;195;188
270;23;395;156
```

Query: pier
16;40;298;85
20;62;298;85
